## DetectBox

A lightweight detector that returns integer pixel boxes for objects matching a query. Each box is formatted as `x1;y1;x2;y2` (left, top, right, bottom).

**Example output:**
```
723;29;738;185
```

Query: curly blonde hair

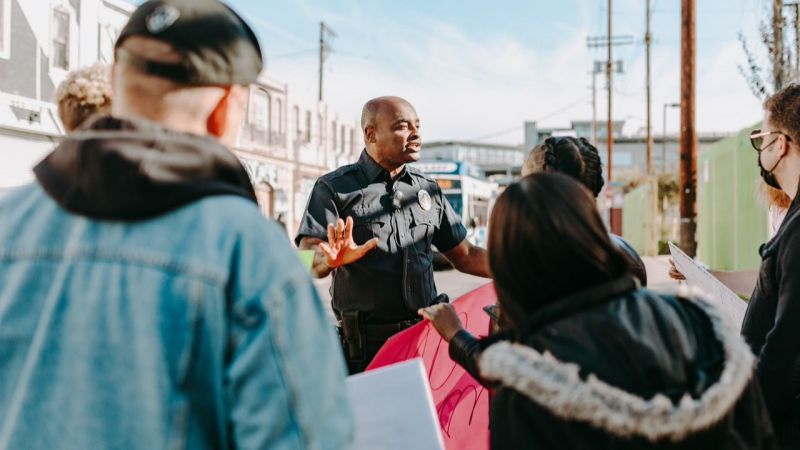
54;63;112;132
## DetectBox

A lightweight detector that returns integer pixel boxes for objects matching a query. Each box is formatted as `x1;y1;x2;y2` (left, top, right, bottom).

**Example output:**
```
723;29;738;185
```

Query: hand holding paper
668;242;747;327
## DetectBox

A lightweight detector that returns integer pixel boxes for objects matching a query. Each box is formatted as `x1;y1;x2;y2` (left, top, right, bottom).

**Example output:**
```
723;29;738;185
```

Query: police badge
418;189;432;211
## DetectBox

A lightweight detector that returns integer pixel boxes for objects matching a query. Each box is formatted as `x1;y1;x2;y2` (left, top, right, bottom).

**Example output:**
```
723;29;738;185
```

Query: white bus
412;160;497;247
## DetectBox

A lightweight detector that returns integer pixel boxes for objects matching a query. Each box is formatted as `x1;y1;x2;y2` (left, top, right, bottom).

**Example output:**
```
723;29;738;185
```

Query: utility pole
645;0;657;256
591;61;604;145
607;0;613;182
590;60;622;146
592;69;597;145
646;0;653;176
786;2;800;71
318;21;337;102
318;22;324;102
774;0;785;90
586;30;632;181
680;0;697;257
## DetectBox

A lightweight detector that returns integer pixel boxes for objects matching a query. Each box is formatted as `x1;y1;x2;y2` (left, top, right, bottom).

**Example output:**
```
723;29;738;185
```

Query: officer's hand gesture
319;217;379;269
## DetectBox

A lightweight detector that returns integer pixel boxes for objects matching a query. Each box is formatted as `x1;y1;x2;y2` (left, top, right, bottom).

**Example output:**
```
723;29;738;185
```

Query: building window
305;111;312;143
331;121;337;150
276;98;283;134
0;0;10;59
318;113;324;147
250;89;271;132
350;129;355;153
340;125;346;153
99;24;120;63
52;8;70;70
293;106;300;139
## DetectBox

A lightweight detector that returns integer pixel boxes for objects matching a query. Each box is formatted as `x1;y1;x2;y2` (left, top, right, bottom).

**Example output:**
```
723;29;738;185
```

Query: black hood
34;116;257;221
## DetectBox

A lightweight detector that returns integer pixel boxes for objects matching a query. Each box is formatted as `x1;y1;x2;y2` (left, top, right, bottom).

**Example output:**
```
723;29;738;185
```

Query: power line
318;22;337;102
534;96;593;122
467;96;591;142
467;126;522;143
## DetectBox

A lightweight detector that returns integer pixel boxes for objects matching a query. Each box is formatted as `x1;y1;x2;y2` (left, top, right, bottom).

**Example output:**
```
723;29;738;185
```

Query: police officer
296;96;490;373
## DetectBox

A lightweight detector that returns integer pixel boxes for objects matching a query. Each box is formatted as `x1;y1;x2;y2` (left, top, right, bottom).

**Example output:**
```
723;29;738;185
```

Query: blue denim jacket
0;184;353;450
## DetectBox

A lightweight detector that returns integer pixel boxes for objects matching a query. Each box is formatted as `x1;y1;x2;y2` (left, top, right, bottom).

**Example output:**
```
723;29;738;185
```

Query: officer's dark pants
340;319;420;375
346;339;385;374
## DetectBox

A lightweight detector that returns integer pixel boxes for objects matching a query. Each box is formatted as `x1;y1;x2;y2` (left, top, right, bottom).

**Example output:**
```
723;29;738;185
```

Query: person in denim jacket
0;1;352;449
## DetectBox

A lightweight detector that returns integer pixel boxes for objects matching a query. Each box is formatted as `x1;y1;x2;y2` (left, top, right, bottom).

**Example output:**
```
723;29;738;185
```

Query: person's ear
364;125;376;144
207;87;233;139
779;133;793;158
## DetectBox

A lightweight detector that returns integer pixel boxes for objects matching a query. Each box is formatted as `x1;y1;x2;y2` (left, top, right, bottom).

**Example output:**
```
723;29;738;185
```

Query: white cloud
696;41;762;131
265;4;763;145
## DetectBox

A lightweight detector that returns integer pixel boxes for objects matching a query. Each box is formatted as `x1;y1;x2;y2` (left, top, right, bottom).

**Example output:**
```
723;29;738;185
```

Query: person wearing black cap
296;96;491;374
0;1;353;449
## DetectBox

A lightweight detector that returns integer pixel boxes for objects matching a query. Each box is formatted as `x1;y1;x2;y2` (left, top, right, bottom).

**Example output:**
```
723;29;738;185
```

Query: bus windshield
444;193;463;218
411;161;497;234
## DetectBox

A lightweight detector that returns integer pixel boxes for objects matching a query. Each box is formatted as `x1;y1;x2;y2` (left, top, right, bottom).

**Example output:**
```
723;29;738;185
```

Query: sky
152;0;772;145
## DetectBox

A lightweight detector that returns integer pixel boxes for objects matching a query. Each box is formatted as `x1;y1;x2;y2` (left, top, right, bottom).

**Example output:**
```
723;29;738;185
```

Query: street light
662;103;680;174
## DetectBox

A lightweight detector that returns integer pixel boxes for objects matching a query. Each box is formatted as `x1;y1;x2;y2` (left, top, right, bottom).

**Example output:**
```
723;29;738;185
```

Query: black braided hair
575;137;605;197
541;137;586;189
524;137;607;198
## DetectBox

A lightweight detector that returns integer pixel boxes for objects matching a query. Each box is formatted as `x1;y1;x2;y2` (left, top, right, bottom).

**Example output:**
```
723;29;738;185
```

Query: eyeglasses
750;129;790;152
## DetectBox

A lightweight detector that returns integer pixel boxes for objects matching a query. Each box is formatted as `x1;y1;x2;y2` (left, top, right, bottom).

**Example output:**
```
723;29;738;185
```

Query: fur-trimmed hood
478;294;755;443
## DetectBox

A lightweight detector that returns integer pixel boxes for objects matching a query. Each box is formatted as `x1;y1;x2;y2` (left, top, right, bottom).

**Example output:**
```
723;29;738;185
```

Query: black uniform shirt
295;150;467;323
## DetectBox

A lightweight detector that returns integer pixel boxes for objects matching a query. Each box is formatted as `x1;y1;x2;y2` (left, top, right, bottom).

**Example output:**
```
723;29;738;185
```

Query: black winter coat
450;277;776;449
743;192;800;448
610;234;647;286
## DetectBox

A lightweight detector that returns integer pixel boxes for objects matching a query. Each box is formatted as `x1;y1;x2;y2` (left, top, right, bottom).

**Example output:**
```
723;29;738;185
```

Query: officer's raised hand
316;216;379;271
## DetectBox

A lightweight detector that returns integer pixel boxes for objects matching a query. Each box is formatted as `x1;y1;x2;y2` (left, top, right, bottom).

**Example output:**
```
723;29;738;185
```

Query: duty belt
364;318;422;342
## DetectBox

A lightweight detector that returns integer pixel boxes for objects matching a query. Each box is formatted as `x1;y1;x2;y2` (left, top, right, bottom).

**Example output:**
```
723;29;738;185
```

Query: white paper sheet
346;358;445;450
668;242;748;327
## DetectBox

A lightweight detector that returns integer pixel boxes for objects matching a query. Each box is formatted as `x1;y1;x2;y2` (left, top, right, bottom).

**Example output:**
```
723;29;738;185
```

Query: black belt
364;317;422;342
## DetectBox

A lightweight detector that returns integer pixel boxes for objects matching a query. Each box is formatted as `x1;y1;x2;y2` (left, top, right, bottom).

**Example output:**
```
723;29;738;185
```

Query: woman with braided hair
522;136;647;285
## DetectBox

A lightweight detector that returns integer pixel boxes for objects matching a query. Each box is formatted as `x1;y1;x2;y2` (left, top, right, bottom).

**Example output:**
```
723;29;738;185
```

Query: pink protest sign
366;282;497;450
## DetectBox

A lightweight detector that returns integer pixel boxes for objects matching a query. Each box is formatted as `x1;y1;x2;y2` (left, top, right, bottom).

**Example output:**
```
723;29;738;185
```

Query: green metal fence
622;182;653;256
697;126;768;271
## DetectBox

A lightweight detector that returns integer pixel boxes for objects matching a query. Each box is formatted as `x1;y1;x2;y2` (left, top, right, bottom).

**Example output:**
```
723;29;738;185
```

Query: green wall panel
697;126;768;270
